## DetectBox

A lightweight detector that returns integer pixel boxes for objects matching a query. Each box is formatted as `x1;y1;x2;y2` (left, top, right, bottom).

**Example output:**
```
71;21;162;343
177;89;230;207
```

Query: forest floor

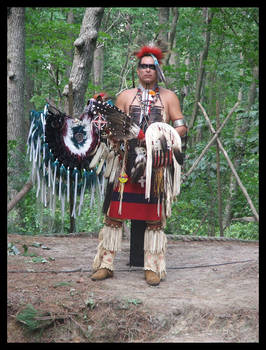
7;233;259;343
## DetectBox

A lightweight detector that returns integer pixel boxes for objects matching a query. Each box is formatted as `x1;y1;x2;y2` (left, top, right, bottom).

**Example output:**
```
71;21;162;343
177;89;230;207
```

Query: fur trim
131;147;147;183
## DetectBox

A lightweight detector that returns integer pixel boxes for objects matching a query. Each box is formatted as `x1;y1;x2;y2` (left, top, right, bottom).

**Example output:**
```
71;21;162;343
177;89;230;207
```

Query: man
90;46;188;285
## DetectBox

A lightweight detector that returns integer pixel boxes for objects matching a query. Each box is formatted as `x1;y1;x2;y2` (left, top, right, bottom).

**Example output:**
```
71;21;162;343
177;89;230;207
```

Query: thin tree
63;7;104;232
189;8;214;129
63;7;105;116
7;7;26;204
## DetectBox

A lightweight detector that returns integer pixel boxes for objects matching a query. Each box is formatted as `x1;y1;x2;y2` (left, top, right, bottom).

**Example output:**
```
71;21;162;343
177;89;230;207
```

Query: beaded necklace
136;84;160;127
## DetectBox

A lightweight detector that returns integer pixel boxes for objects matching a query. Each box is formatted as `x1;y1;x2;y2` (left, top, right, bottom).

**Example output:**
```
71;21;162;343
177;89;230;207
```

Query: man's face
137;55;157;86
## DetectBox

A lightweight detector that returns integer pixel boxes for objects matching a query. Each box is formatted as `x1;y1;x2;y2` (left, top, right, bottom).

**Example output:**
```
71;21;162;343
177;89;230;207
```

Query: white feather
96;147;108;175
89;142;106;169
71;170;78;218
52;161;58;195
109;154;120;183
63;115;94;156
67;167;70;202
36;167;40;198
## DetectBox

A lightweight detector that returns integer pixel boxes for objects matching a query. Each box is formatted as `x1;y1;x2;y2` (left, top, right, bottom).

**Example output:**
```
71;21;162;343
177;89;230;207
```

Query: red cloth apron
108;178;161;221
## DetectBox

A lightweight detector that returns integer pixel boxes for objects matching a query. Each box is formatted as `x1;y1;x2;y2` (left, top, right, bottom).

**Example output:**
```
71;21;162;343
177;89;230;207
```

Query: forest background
7;7;259;240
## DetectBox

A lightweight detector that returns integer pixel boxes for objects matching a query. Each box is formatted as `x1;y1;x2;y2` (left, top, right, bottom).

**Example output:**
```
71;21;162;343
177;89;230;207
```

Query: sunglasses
139;64;156;70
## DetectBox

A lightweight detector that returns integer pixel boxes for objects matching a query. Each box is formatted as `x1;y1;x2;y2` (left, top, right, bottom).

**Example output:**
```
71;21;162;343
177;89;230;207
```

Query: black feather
159;135;168;153
102;181;115;214
173;147;184;166
45;107;98;172
91;101;133;138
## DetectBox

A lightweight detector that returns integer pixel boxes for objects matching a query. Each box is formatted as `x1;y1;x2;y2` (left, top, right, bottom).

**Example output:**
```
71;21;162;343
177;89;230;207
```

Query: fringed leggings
92;216;167;278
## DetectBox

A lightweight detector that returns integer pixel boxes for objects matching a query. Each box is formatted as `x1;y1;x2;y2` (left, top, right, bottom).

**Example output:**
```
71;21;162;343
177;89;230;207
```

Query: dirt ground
7;233;259;343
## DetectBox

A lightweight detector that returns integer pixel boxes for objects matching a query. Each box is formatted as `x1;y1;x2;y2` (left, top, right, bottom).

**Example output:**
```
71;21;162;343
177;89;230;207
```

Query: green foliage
8;175;104;235
25;8;83;110
224;222;258;241
16;304;54;332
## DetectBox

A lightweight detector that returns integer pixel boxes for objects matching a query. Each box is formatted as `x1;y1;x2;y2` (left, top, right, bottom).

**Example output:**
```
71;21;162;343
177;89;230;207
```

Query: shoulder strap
129;89;139;106
157;88;164;108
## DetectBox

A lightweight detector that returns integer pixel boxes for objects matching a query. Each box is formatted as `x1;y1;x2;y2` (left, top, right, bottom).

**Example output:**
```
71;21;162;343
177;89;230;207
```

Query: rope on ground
8;259;257;274
166;234;258;243
38;232;258;243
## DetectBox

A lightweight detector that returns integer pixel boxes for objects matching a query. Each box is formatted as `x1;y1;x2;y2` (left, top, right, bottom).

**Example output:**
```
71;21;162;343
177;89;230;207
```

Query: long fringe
100;224;123;252
144;228;167;254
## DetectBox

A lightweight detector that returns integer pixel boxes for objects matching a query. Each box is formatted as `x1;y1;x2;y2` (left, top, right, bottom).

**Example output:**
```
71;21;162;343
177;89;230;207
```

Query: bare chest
124;91;170;122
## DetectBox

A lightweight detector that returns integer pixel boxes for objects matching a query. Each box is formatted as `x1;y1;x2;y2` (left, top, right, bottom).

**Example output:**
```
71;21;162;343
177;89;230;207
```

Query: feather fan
88;100;133;139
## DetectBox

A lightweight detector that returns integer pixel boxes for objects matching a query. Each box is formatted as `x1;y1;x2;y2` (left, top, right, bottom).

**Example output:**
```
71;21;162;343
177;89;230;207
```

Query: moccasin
145;270;160;286
91;268;113;281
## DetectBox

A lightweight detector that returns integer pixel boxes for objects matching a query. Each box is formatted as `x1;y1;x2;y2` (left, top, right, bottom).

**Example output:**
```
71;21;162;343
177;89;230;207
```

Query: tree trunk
65;9;75;80
119;42;132;91
165;8;179;66
8;181;33;213
158;7;170;43
25;71;35;136
63;7;104;116
198;102;259;223
216;101;223;236
118;16;135;91
163;8;179;90
7;7;26;202
189;8;214;129
222;63;258;227
93;45;104;90
183;57;190;95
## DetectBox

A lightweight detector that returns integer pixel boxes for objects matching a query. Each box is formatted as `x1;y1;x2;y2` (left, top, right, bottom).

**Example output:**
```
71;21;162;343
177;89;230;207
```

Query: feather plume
150;53;166;83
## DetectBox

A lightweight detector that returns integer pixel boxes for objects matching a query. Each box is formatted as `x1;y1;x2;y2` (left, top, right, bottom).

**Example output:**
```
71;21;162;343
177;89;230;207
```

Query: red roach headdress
135;46;164;64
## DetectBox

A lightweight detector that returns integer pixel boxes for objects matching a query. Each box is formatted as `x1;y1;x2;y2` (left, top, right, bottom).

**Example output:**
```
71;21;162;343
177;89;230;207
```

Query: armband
173;118;188;129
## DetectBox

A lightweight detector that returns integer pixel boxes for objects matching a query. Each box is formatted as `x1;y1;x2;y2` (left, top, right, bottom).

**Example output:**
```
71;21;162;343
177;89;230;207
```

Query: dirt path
7;234;259;343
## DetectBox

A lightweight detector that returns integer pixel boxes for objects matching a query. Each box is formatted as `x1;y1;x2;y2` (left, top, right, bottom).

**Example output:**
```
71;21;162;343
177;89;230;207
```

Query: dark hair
137;54;152;67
